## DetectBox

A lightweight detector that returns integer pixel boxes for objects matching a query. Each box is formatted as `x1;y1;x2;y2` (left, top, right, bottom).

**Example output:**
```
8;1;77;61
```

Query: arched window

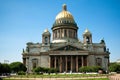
73;30;76;38
55;30;57;38
45;37;48;45
61;29;63;38
86;36;90;43
69;30;71;38
58;30;60;38
64;29;67;37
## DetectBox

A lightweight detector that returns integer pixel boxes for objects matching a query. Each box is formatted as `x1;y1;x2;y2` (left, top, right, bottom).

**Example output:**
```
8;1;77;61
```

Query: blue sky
0;0;120;63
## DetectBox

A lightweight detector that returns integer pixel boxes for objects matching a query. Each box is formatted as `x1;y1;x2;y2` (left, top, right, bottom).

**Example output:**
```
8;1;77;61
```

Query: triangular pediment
51;45;85;51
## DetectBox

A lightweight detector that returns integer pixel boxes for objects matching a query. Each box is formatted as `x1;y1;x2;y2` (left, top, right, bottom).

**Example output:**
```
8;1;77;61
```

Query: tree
10;62;27;73
0;63;11;74
109;62;120;72
2;64;11;73
0;63;3;74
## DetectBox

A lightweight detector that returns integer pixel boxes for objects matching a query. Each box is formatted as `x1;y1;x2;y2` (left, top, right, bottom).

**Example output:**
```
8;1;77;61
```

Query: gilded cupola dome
53;4;77;28
55;4;74;21
83;28;92;36
42;29;50;36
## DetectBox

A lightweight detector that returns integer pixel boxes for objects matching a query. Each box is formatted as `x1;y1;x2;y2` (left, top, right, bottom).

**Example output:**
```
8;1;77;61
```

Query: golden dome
55;4;74;22
44;28;49;32
55;11;74;20
52;4;77;28
43;29;50;35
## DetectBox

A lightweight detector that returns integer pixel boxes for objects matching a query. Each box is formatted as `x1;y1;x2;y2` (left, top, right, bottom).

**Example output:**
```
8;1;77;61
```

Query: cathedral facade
22;4;110;73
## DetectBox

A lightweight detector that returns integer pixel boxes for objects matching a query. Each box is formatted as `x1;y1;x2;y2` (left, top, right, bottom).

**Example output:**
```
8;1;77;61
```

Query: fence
109;74;120;80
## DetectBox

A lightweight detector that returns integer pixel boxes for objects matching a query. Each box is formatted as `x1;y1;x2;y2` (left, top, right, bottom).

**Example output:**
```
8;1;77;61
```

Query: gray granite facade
22;4;110;73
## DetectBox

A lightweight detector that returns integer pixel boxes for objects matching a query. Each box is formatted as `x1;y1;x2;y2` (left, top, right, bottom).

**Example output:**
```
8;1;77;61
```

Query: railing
109;74;120;80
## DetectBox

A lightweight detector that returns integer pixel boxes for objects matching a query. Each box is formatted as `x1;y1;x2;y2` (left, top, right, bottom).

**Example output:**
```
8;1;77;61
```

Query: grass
9;74;109;78
2;74;110;80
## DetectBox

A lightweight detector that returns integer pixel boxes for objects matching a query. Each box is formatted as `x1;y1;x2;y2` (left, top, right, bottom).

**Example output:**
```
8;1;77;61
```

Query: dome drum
52;23;78;30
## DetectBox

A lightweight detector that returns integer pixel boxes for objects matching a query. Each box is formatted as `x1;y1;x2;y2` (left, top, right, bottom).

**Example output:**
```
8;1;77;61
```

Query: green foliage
48;68;55;73
33;67;59;74
18;71;26;75
33;67;43;74
43;67;49;73
79;66;102;72
0;63;3;73
109;62;120;72
0;63;11;73
10;62;27;73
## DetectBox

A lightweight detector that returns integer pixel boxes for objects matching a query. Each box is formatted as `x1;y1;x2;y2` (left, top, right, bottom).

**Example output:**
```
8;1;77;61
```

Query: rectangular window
96;58;102;66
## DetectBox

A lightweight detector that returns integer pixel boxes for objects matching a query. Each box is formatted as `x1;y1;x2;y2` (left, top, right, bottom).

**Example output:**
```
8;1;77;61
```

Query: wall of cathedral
88;55;96;66
29;47;41;53
25;55;49;72
88;54;108;71
26;56;41;73
95;55;108;70
40;55;49;68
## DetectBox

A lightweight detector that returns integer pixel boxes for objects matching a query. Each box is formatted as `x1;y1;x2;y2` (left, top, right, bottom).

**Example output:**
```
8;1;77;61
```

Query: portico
49;55;88;72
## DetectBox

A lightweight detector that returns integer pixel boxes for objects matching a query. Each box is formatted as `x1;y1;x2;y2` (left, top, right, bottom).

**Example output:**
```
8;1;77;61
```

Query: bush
79;66;102;73
33;67;59;74
33;67;43;74
18;71;26;75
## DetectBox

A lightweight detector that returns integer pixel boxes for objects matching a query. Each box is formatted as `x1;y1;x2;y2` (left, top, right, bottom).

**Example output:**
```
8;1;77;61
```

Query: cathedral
22;4;110;73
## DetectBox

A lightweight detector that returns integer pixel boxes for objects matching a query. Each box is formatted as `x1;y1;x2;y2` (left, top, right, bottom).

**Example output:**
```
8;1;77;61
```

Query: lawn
2;74;110;80
9;73;109;78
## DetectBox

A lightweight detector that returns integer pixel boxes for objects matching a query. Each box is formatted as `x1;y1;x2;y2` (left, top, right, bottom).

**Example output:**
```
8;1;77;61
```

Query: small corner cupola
83;28;92;44
83;28;91;36
42;29;50;35
42;29;51;45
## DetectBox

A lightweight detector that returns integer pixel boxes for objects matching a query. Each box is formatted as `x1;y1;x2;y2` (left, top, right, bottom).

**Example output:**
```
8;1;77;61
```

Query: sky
0;0;120;63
